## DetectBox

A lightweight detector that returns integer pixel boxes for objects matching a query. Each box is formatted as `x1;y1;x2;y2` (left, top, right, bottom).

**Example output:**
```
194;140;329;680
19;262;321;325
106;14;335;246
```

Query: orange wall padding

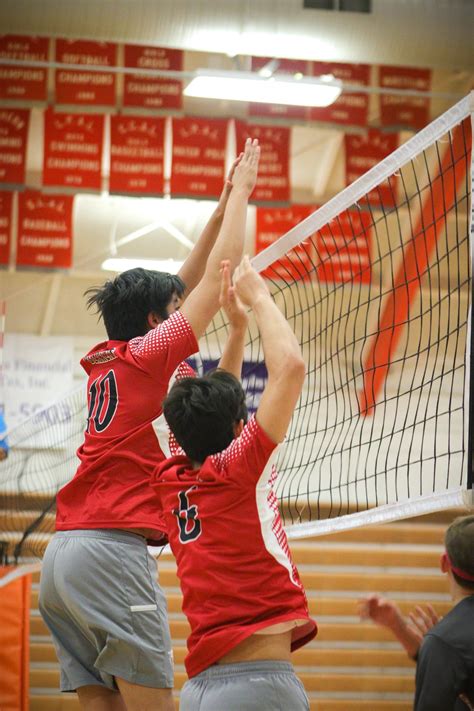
0;568;31;711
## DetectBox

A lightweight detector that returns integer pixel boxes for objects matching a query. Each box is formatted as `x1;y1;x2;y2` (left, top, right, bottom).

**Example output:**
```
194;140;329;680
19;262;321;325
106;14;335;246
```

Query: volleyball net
0;93;472;565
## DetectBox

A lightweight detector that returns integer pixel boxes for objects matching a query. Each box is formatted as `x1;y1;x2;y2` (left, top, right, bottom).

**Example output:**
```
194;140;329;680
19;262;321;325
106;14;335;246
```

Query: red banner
249;57;308;120
236;122;290;203
170;117;227;198
123;44;183;110
316;210;372;284
43;109;104;190
345;129;398;208
0;192;13;265
16;191;73;268
256;205;314;281
0;35;48;102
310;62;370;126
55;39;117;106
379;66;431;129
110;115;165;195
0;109;29;186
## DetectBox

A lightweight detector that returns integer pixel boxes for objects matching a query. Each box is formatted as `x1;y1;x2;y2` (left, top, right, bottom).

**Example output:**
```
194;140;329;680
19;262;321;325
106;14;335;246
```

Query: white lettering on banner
57;71;113;86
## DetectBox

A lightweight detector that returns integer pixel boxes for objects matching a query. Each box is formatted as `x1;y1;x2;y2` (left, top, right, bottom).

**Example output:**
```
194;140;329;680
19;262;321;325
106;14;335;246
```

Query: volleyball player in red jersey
39;140;260;711
152;257;317;710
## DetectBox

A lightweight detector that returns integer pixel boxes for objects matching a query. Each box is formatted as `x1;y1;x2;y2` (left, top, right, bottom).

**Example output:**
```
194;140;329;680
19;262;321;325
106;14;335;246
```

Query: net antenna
204;92;474;537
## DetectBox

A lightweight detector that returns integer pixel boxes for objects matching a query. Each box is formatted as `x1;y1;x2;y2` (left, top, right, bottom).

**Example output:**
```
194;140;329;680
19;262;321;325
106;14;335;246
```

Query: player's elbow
284;353;306;385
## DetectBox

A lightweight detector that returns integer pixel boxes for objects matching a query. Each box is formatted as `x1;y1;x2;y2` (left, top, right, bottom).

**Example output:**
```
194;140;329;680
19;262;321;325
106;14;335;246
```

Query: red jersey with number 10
56;311;198;544
151;415;317;677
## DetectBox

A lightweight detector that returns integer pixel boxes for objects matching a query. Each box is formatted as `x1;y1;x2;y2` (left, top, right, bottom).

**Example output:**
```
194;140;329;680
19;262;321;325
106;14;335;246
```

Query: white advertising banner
3;333;74;430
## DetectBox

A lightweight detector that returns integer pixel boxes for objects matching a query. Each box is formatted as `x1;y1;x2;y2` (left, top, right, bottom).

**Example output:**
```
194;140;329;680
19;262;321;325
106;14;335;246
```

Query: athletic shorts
39;529;174;692
179;660;310;711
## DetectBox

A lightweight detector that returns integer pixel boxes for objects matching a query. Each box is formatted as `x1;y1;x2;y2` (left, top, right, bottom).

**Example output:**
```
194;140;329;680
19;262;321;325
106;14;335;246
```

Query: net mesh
0;95;472;562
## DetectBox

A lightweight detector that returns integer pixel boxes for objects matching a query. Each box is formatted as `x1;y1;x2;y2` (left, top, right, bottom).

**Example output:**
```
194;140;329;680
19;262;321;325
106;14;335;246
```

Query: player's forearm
386;615;421;659
178;208;225;296
252;294;304;381
218;324;246;379
205;188;248;276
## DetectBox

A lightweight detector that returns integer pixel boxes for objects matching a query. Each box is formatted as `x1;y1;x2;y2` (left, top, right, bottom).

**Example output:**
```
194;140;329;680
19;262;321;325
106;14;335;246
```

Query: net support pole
467;111;474;504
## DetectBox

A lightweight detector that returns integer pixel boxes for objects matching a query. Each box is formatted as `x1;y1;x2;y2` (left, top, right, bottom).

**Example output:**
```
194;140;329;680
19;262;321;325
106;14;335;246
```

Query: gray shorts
39;529;173;692
179;661;310;711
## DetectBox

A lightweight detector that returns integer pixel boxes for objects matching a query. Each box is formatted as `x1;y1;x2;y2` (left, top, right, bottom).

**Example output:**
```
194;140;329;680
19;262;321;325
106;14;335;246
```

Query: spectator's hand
0;448;8;461
232;138;260;196
219;260;248;331
216;153;244;214
233;255;270;308
358;594;403;630
407;604;440;641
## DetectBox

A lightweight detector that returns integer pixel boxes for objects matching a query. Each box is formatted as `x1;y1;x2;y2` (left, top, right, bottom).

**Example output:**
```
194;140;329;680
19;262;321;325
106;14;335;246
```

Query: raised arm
233;256;306;443
177;155;243;297
180;139;259;340
217;260;248;379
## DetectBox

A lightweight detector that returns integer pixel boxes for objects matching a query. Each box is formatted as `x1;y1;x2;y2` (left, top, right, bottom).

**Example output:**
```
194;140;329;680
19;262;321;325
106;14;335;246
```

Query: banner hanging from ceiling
109;114;166;195
43;108;104;191
0;191;13;265
345;129;399;208
54;39;117;106
255;205;314;280
123;44;183;110
0;35;49;102
0;109;30;186
379;66;431;129
170;116;227;198
310;61;371;127
16;190;74;268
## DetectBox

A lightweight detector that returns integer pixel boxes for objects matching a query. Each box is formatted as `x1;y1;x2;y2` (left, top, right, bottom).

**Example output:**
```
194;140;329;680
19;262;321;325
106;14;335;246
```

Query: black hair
84;268;185;341
163;369;248;463
445;514;474;591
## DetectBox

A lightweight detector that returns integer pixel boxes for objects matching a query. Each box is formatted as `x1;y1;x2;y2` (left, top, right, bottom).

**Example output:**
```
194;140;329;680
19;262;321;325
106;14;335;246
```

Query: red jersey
151;416;317;677
56;311;198;544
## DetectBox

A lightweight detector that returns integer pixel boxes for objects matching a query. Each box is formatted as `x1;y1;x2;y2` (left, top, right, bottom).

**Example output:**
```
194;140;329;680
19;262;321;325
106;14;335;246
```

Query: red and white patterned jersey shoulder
56;311;198;544
151;415;317;676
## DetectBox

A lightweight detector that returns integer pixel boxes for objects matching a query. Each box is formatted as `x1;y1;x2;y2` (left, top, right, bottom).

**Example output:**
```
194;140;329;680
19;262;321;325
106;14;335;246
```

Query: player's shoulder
212;416;275;470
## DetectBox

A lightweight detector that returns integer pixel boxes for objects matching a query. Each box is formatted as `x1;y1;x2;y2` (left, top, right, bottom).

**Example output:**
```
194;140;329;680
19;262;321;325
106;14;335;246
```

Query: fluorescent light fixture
184;69;342;107
102;258;184;274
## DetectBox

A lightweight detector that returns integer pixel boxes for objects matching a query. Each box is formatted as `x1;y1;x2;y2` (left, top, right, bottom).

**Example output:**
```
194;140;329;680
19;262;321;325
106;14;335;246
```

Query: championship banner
236;122;290;203
123;44;183;110
43;108;104;191
110;115;165;195
16;190;73;269
379;66;431;129
170;117;227;198
0;192;13;265
55;39;117;106
316;210;372;284
345;129;399;208
248;57;308;120
0;109;29;186
256;205;314;281
0;35;48;102
310;62;370;126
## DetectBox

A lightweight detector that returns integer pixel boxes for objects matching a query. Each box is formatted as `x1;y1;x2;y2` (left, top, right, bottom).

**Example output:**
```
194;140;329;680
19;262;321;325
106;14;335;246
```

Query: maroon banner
236;122;290;203
123;44;183;110
43;108;104;190
170;117;227;198
0;192;13;265
55;39;117;106
248;57;308;120
310;62;370;126
345;129;398;208
379;66;431;129
0;109;29;185
316;210;372;284
110;115;165;195
0;35;48;102
256;205;314;281
17;191;73;268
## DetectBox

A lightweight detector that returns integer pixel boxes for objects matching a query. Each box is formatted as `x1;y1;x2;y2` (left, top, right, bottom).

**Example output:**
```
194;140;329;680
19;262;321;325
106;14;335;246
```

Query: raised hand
233;255;270;308
216;152;244;214
357;594;403;629
232;138;260;197
219;260;248;331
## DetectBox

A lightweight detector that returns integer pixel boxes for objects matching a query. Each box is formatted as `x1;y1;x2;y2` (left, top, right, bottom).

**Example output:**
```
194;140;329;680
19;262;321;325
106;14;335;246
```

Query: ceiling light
101;258;184;274
184;69;342;107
